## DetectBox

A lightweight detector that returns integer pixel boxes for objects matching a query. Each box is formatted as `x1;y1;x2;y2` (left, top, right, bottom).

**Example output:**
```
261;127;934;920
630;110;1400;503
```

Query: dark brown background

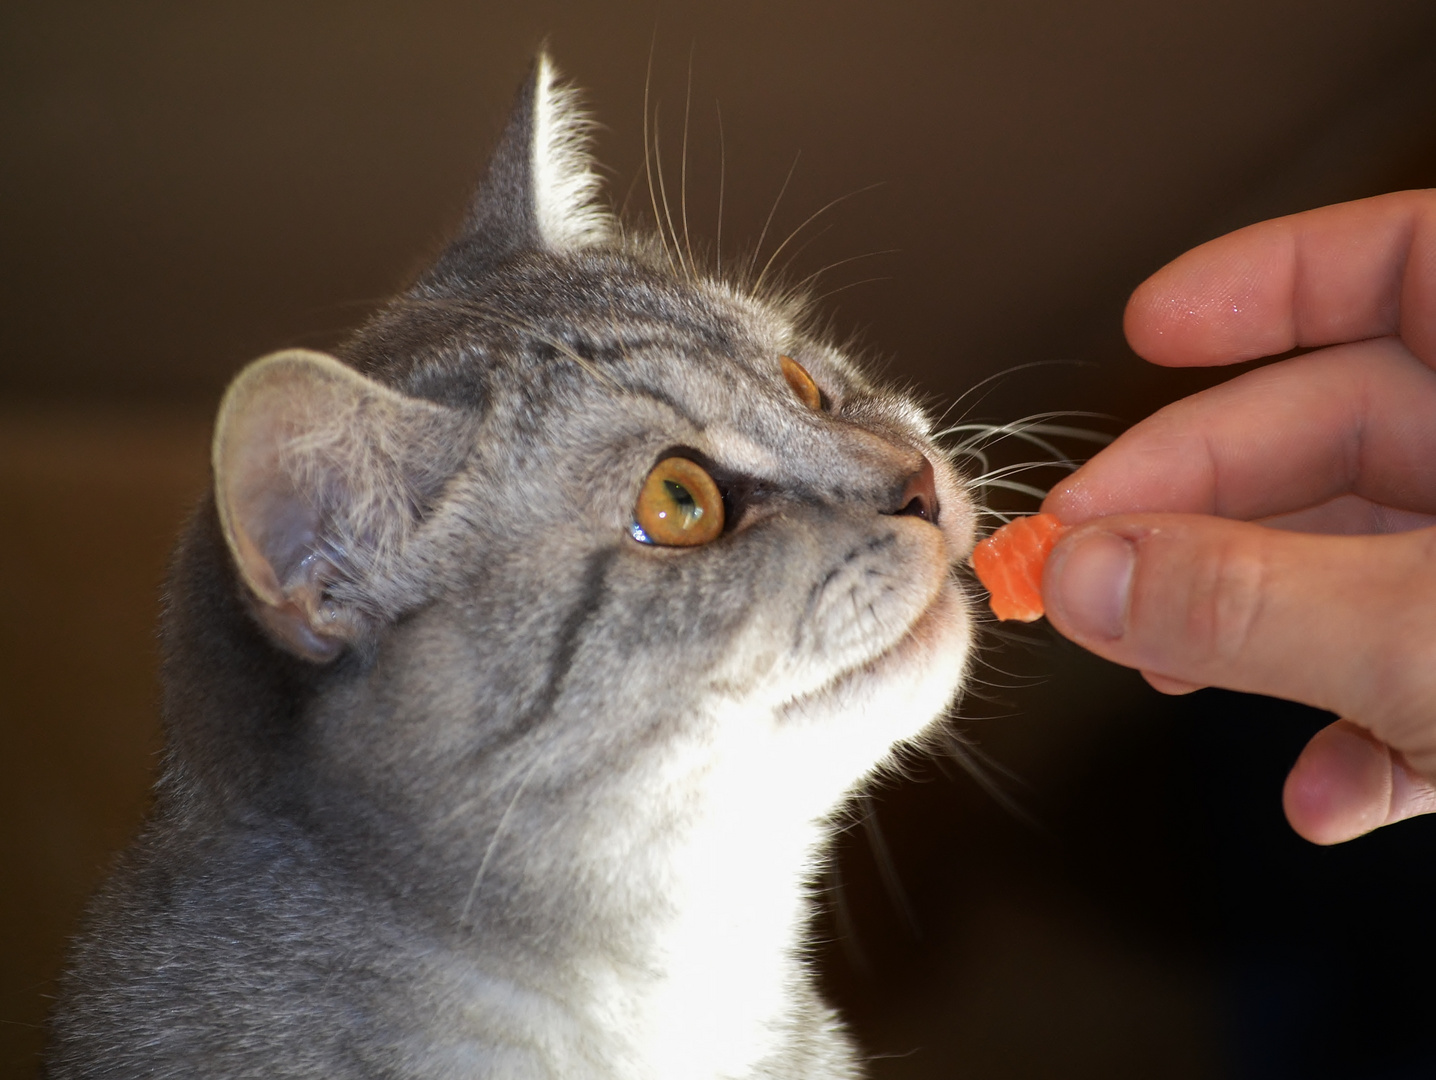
4;2;1436;1077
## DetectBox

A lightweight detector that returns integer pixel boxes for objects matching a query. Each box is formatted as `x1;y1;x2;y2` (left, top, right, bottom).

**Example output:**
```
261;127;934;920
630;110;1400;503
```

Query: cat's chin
846;578;971;718
777;579;973;782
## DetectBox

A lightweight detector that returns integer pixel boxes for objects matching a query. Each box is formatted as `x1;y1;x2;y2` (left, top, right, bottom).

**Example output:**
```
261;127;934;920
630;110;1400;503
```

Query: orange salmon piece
968;512;1069;622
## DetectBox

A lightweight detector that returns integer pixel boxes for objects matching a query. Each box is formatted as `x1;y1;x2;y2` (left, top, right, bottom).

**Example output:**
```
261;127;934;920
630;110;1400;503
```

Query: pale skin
1040;189;1436;846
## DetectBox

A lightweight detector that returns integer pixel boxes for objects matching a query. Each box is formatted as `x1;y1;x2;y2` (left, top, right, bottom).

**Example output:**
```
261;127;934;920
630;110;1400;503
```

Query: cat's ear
459;52;613;256
212;349;471;662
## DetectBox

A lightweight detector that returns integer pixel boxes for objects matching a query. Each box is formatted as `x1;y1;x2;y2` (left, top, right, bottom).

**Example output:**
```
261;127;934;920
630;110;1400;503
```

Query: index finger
1125;190;1436;370
1044;337;1436;523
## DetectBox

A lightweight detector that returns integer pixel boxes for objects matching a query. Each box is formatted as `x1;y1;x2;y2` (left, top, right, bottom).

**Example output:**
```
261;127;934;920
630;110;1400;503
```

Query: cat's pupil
662;480;702;526
634;457;723;546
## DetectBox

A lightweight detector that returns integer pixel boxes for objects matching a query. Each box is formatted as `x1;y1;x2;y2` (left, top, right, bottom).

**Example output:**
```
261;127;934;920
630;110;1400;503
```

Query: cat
44;54;977;1079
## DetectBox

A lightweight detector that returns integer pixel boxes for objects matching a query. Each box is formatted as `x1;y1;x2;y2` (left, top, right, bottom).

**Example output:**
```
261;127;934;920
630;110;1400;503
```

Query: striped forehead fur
531;54;613;250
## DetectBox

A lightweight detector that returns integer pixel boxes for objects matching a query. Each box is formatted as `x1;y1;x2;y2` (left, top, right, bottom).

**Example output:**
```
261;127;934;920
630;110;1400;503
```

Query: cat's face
208;57;976;892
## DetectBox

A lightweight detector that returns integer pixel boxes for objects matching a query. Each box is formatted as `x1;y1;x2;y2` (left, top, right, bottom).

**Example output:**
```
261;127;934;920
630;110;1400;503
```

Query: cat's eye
780;355;823;411
631;457;724;547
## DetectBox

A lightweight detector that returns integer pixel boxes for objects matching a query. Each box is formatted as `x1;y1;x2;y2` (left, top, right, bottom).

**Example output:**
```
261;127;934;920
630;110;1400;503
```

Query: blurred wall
4;2;1436;1077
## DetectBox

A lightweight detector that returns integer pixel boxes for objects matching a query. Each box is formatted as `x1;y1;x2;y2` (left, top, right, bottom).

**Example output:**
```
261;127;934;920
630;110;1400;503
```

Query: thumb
1041;516;1436;778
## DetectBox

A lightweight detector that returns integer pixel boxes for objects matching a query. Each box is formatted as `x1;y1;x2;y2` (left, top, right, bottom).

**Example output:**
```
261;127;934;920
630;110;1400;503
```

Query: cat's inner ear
212;349;470;662
462;52;614;255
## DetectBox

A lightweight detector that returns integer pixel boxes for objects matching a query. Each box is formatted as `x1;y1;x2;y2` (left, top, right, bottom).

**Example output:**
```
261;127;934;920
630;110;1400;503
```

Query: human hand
1039;190;1436;845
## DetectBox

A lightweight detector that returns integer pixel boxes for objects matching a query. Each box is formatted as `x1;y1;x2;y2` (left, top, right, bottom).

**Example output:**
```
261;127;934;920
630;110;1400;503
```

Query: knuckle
1174;530;1269;669
1367;536;1436;750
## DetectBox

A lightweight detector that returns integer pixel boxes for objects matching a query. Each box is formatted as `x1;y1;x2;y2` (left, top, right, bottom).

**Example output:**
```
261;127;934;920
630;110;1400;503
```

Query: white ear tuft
530;54;613;250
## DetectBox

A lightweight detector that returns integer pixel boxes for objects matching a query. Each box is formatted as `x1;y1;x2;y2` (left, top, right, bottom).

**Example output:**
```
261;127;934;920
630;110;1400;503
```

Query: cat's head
206;55;977;844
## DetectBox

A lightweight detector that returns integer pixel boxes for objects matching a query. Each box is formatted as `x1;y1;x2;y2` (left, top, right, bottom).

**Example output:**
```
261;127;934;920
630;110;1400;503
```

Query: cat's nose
888;456;939;524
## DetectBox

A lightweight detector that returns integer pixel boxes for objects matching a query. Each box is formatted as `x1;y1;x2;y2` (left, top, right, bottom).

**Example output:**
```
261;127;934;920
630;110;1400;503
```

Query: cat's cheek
778;513;971;722
789;518;951;672
861;591;971;760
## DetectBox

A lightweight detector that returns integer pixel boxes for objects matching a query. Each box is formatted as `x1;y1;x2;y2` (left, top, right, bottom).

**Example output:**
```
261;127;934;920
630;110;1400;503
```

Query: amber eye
631;457;724;547
780;355;822;411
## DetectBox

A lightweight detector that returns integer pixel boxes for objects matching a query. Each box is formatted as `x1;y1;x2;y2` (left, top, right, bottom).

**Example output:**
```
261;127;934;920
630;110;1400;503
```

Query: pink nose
892;456;938;523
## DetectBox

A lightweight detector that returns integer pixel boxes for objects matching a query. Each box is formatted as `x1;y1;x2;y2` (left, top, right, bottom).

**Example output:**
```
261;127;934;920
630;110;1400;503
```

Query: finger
1124;190;1436;369
1043;338;1436;523
1041;515;1436;777
1141;670;1203;695
1259;494;1436;536
1282;719;1436;845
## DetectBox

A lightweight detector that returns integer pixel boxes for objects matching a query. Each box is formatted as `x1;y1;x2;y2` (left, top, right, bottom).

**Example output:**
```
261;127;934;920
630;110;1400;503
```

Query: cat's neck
617;708;840;1077
448;698;850;1078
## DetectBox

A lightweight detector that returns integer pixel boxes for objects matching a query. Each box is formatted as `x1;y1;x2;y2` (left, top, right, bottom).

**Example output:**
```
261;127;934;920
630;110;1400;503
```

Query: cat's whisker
962;665;1047;697
975;477;1048;499
757;223;837;308
943;417;1114;460
938;360;1095;428
641;44;679;277
458;751;546;929
758;221;838;307
967;631;1051;671
1011;420;1116;441
777;248;900;307
765;240;903;317
747;150;801;294
819;855;872;975
967;458;1075;486
959;681;1015;703
751;182;884;299
680;44;696;277
964;430;1070;465
943;414;1116;516
967;460;1078;486
616;162;650;224
807;275;893;305
982;625;1054;647
933;727;1043;831
865;1049;924;1064
651;111;690;280
714;101;725;279
940;410;1114;445
947;444;992;475
859;797;922;938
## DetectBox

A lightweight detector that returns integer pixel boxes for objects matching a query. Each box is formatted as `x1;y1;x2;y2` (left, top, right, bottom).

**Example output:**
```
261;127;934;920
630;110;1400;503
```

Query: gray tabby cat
45;55;976;1079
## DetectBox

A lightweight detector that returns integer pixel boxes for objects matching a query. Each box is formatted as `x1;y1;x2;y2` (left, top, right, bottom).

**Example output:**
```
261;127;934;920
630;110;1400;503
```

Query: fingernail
1048;530;1134;641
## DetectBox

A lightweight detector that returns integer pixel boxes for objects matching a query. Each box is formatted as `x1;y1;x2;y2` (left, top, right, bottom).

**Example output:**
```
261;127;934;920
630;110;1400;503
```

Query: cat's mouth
865;579;968;678
789;576;971;732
